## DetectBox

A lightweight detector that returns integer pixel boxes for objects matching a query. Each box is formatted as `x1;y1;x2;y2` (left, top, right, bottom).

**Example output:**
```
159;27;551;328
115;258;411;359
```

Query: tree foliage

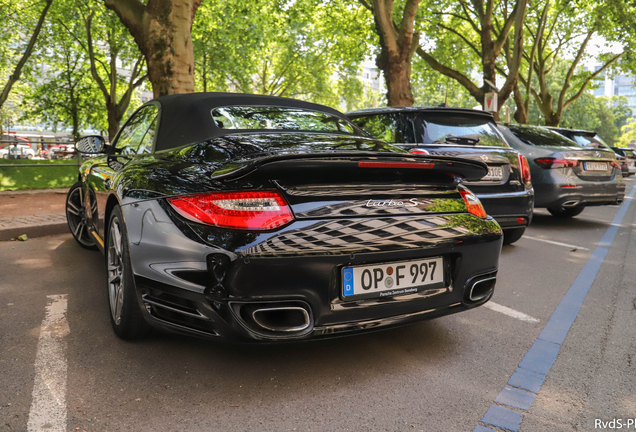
192;0;370;110
4;0;636;136
70;0;147;140
507;0;624;125
21;3;103;140
0;0;53;135
415;0;527;118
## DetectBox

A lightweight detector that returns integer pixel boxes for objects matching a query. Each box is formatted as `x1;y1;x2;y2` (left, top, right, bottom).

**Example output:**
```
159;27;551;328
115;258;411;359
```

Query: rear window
211;106;356;134
508;126;579;147
414;113;508;147
569;133;611;150
350;112;508;147
349;114;415;143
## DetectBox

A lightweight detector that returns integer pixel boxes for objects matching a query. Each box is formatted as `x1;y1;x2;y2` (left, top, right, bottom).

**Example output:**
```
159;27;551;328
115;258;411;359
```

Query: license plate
584;162;608;171
482;166;504;181
342;257;445;300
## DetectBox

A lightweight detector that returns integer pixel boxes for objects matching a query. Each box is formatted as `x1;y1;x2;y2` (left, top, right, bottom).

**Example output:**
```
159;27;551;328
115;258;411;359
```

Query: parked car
347;107;533;245
610;147;636;176
0;143;35;159
548;127;633;177
548;127;609;149
68;93;502;342
498;124;625;218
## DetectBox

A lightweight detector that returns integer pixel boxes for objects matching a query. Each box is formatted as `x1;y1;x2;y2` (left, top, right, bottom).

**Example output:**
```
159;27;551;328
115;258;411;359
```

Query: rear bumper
474;188;534;229
533;180;625;208
123;200;503;342
133;240;501;342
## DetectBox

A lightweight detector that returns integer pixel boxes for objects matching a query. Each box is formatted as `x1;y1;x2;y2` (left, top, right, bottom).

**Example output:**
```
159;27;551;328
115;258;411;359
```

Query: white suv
0;144;36;159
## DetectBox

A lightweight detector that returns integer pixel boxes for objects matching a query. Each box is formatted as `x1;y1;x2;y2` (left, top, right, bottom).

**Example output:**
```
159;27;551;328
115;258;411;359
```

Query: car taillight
358;161;434;169
610;160;620;169
534;157;579;169
409;149;430;155
458;186;487;219
518;154;531;185
167;191;294;230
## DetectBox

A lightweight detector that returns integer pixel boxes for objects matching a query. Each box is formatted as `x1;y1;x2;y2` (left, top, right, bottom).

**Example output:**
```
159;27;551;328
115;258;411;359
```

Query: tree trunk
144;3;197;96
106;104;120;142
72;106;80;141
202;51;208;92
104;0;202;97
544;112;560;127
365;0;421;107
512;84;528;124
377;51;414;106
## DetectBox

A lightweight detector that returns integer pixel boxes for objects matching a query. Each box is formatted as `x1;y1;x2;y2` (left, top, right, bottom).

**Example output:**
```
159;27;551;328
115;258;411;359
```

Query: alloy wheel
66;186;96;247
107;217;125;325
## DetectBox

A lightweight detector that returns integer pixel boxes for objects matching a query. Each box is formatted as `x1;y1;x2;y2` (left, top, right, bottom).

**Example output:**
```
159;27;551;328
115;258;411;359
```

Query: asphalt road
2;180;636;432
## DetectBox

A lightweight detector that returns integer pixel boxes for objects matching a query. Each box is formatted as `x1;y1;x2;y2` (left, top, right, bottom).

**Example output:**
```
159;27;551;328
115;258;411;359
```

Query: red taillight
534;157;579;169
610;160;620;169
358;161;434;169
409;149;430;155
458;186;487;219
167;191;294;230
518;154;531;184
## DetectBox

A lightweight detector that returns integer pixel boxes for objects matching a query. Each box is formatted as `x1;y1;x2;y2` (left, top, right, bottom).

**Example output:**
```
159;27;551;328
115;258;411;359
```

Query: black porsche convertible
68;93;502;342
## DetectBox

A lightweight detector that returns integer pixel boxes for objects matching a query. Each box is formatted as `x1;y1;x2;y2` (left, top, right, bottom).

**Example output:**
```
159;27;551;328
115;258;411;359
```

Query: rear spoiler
210;152;488;182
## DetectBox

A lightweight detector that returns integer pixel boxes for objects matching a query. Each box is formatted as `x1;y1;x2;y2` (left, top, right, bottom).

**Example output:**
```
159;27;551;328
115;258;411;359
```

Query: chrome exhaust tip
562;200;580;208
252;306;311;332
469;277;497;302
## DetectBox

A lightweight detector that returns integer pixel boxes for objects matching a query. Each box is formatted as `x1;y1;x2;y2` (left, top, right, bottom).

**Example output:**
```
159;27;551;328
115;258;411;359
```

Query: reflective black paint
73;96;502;342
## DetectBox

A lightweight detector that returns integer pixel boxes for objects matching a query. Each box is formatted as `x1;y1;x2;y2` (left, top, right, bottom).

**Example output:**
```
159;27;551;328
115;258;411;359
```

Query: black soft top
152;92;350;152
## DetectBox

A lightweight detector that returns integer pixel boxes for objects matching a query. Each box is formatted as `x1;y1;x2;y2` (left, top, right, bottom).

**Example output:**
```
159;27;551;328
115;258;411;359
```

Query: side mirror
75;135;106;154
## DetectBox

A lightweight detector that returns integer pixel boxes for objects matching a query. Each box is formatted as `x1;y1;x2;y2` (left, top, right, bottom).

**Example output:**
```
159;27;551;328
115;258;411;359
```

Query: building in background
589;66;635;116
359;62;383;93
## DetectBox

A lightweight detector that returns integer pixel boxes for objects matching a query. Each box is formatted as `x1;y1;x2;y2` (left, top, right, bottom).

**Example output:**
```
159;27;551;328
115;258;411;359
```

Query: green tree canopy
192;0;370;110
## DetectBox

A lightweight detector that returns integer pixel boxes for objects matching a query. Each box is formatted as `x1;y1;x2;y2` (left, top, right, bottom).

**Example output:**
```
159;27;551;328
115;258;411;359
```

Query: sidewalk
0;188;75;241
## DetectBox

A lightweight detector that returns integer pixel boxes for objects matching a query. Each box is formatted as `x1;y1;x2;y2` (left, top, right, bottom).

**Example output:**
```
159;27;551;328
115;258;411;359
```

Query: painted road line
522;236;589;251
27;294;69;432
475;184;636;432
483;302;540;323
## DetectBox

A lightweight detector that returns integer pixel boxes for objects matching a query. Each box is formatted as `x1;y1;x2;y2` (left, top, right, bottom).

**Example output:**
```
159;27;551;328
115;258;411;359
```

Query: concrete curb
0;188;69;195
0;213;70;242
0;223;70;241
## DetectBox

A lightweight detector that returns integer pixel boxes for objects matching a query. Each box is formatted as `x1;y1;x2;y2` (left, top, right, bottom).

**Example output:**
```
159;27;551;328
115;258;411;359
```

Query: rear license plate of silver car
584;162;608;171
482;166;504;181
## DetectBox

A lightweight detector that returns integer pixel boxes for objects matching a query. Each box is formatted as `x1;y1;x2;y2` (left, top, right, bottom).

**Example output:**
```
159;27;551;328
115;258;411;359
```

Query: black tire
106;205;150;340
503;227;526;245
547;205;585;218
65;181;97;249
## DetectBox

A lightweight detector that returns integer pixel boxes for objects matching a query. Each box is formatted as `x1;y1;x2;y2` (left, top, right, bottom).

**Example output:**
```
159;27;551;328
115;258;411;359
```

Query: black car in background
347;107;533;245
67;93;503;342
498;124;625;218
